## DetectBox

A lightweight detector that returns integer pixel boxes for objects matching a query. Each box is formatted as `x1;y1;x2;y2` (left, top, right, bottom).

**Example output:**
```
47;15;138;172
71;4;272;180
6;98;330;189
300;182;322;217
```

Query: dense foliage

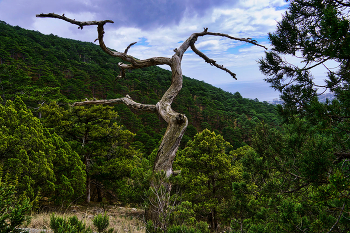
50;214;93;233
40;102;149;204
0;178;32;233
0;97;85;205
174;130;241;231
255;0;350;232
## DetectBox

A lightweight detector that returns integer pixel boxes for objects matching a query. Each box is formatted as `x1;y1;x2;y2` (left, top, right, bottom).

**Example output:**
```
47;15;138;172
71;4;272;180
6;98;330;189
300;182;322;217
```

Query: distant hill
268;98;284;105
318;93;336;103
0;21;281;151
268;93;336;105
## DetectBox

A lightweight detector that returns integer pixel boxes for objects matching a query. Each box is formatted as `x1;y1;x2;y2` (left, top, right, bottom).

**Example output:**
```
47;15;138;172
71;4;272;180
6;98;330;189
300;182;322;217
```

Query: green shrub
49;214;92;233
93;213;113;233
145;220;162;233
167;222;209;233
146;220;209;233
0;178;32;233
167;225;198;233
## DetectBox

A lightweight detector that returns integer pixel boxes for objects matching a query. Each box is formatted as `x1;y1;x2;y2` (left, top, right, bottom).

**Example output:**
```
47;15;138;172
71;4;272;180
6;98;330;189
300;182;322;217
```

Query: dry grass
23;203;146;233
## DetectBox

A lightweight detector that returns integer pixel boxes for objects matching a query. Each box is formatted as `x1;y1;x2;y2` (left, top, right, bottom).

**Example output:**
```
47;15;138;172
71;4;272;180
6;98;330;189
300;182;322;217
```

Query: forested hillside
0;20;280;154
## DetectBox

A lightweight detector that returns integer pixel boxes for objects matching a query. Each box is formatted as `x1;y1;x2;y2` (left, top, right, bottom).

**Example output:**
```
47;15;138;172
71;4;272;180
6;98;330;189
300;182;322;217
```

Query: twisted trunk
36;13;266;230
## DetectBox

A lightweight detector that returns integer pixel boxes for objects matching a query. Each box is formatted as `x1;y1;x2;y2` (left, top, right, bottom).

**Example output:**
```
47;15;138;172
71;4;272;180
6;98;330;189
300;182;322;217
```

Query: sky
0;0;330;101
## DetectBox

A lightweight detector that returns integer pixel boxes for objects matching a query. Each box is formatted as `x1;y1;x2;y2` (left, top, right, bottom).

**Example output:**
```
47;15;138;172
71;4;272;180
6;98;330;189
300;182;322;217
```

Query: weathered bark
82;129;91;203
97;183;102;202
84;153;91;203
36;13;266;229
73;95;157;112
86;172;91;203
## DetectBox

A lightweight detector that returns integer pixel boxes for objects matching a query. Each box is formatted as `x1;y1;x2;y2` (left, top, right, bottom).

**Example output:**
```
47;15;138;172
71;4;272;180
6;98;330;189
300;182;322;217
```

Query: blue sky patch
137;37;150;47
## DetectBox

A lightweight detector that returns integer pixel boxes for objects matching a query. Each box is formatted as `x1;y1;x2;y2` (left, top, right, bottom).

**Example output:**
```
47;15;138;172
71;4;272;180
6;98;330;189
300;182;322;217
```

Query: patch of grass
23;203;145;233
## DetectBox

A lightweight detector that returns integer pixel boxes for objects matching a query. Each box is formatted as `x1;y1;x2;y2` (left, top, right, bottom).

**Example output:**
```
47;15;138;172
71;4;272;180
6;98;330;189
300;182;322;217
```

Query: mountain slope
0;21;280;151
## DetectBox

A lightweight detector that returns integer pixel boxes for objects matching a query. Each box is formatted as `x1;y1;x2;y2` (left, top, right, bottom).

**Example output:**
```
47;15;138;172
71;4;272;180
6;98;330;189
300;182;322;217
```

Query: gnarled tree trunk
36;12;266;230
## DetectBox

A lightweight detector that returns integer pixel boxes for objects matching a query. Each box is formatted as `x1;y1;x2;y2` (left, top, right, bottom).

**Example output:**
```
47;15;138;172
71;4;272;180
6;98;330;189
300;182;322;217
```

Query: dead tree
36;12;266;229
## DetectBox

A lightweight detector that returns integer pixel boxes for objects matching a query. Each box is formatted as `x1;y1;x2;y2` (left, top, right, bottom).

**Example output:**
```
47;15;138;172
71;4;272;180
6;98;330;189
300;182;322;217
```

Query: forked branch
176;27;267;79
36;14;266;79
36;13;172;69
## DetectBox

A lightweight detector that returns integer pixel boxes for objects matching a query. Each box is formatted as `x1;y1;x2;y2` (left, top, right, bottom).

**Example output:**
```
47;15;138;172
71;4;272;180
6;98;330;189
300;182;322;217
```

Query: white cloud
238;0;287;8
211;5;286;36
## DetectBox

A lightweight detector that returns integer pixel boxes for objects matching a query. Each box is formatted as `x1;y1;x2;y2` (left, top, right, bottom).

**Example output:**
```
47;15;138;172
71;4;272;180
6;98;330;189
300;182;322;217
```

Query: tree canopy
257;0;350;231
259;0;350;116
0;97;85;205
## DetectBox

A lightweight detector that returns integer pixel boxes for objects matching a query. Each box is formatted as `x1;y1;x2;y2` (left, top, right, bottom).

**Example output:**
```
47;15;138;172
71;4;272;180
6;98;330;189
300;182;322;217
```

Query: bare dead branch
327;202;346;233
205;31;268;50
96;24;172;68
72;95;157;113
177;28;266;58
282;183;310;194
36;13;172;68
334;152;350;163
174;28;266;80
190;42;237;79
287;171;303;179
36;13;113;29
117;65;126;79
36;14;265;80
124;42;137;54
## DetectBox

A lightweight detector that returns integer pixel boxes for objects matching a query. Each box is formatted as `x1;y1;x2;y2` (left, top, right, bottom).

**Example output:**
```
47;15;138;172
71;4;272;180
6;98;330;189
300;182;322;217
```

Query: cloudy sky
0;0;306;101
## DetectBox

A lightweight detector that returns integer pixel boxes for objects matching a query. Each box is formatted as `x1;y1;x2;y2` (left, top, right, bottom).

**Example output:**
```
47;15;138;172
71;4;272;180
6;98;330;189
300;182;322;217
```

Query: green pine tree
41;102;145;204
0;96;85;205
174;129;242;231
